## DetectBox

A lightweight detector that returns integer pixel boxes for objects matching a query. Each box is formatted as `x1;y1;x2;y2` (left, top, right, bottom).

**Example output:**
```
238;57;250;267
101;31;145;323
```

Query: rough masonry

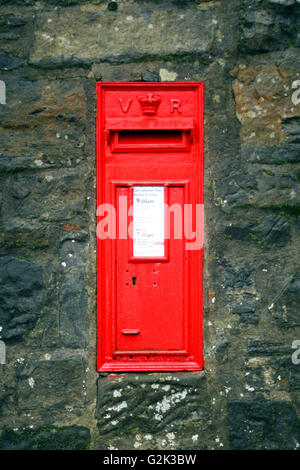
0;0;299;450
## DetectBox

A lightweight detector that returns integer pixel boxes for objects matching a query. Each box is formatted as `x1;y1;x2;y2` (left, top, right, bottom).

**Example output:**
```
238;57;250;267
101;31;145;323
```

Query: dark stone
272;272;300;328
233;174;258;191
267;0;296;5
247;339;292;356
226;215;291;246
0;79;87;163
282;117;300;144
0;426;90;450
216;176;246;196
16;351;87;411
0;14;27;28
0;50;23;71
231;297;259;325
0;222;49;253
224;190;249;210
0;156;40;173
215;172;258;211
59;232;89;348
228;398;300;449
0;256;43;341
0;32;20;40
107;1;118;11
225;221;252;240
242;144;300;164
2;169;88;223
239;0;298;54
0;0;90;4
221;259;254;288
213;338;229;364
250;215;291;246
0;0;35;5
142;72;160;82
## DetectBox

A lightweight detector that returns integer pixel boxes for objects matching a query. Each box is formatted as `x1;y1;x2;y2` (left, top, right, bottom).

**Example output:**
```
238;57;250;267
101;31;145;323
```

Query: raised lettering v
118;98;132;113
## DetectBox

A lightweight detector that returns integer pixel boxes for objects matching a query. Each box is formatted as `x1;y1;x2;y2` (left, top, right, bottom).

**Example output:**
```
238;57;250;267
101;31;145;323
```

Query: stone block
0;256;43;341
0;426;90;450
16;351;87;411
29;3;218;67
228;397;300;449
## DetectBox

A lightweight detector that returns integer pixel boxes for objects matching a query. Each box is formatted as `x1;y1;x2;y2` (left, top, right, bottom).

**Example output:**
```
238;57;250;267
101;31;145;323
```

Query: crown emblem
138;93;161;115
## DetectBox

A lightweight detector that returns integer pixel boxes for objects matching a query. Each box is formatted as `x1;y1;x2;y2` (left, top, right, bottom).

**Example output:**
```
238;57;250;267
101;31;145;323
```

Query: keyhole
132;276;137;286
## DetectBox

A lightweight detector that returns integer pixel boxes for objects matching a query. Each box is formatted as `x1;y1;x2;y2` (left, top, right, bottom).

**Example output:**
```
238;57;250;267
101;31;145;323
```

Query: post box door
117;185;184;352
96;82;204;372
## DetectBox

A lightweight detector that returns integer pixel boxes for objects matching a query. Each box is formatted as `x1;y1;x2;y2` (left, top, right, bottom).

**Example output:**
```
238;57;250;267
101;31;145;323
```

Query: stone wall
0;0;299;450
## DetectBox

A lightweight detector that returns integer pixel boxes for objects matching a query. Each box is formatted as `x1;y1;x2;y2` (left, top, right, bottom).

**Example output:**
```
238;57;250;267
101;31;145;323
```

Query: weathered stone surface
0;10;35;59
247;338;294;355
221;258;254;288
232;61;300;146
16;351;87;411
0;49;24;71
0;256;43;341
0;14;27;28
250;215;291;244
0;78;86;129
225;215;291;246
91;58;212;84
239;0;299;53
0;168;89;225
59;231;89;348
0;78;87;165
96;372;212;450
0;0;299;452
142;71;160;82
0;426;90;450
0;0;35;5
242;143;300;164
231;297;259;325
29;3;218;67
216;166;299;212
272;272;300;327
245;354;300;392
228;398;300;449
0;220;49;254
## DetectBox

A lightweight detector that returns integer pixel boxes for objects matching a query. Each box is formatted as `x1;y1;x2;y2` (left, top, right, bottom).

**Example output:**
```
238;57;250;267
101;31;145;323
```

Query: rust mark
61;224;81;231
280;379;288;386
209;289;216;305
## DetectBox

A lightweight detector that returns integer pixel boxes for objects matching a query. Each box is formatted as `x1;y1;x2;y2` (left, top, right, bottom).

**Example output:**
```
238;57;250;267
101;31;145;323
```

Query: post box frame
96;82;204;372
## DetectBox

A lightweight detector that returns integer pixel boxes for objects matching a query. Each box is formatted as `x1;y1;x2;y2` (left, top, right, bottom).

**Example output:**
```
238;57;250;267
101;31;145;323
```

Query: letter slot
108;129;193;152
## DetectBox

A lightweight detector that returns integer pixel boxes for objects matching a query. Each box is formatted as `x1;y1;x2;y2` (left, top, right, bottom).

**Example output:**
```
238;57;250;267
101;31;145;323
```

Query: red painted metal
96;82;204;372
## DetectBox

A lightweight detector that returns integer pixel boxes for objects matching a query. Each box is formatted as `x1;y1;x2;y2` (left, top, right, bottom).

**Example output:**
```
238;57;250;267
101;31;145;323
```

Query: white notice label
133;186;165;258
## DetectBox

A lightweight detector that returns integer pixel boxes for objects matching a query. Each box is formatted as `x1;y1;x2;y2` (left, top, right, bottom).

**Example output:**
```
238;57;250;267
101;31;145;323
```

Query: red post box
96;82;204;371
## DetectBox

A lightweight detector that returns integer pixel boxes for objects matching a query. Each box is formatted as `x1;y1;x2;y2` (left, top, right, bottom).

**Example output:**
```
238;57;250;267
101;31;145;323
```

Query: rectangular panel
133;186;165;258
116;186;184;353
